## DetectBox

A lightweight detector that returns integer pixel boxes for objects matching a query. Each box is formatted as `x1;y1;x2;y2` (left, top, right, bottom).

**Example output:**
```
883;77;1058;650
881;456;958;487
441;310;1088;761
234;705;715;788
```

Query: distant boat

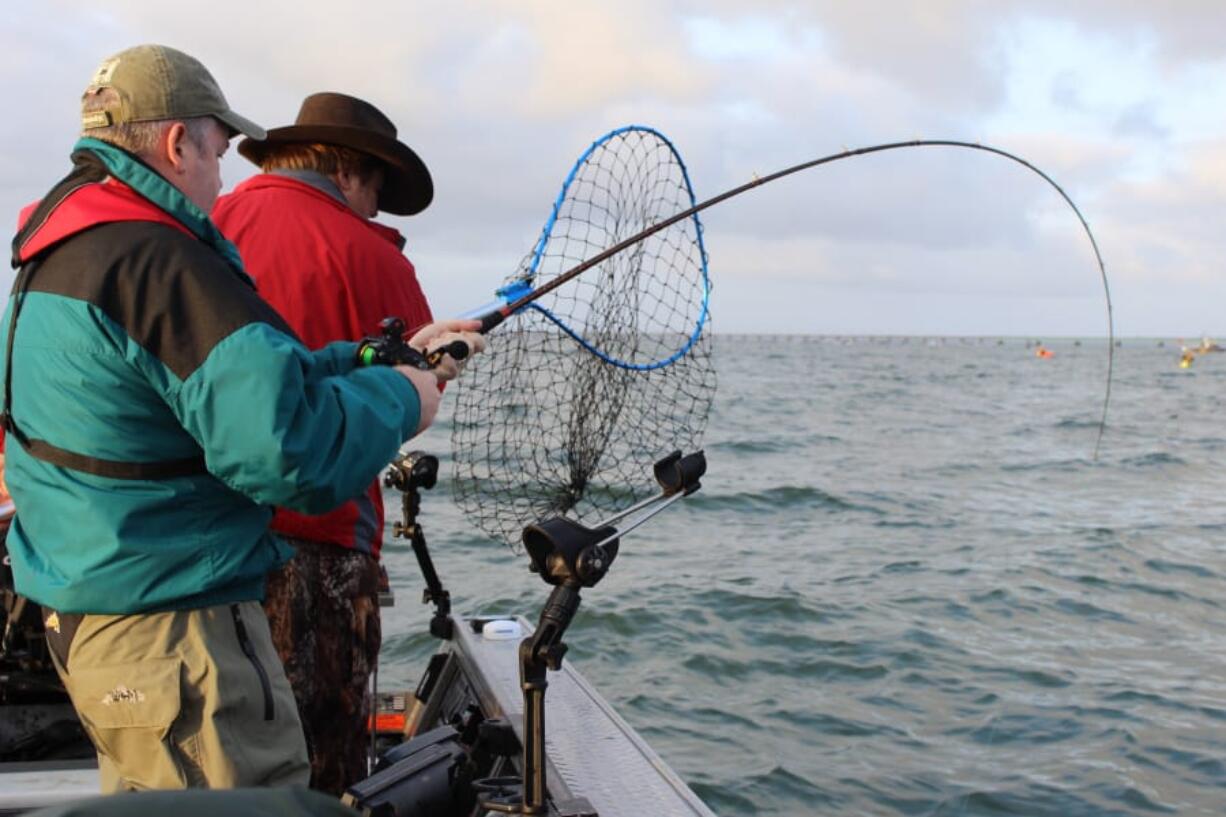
1177;336;1222;368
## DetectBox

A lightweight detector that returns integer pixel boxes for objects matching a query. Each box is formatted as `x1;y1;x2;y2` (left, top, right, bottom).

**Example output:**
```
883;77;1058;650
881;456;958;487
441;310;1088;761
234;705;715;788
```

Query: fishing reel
356;316;469;371
384;449;438;494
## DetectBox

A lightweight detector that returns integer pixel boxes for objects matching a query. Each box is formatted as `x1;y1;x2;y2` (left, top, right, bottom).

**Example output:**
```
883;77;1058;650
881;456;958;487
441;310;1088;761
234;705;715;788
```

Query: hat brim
215;109;266;142
237;124;433;216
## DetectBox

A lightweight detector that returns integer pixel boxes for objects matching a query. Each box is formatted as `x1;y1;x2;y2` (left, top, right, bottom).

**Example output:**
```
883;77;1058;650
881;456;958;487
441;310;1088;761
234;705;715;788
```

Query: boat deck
444;616;717;817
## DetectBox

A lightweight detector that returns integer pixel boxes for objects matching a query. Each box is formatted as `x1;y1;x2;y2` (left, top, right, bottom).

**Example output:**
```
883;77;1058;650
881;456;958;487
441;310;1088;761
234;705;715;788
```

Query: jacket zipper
230;604;274;721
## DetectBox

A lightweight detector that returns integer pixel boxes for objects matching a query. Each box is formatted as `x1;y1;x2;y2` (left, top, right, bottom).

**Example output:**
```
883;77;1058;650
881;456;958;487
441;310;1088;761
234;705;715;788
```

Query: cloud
1096;138;1226;281
1112;101;1171;140
3;1;1225;335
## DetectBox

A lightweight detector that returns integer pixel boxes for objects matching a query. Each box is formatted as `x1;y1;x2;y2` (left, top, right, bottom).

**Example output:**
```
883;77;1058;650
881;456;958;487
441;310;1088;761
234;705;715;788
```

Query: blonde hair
258;142;382;182
81;86;213;157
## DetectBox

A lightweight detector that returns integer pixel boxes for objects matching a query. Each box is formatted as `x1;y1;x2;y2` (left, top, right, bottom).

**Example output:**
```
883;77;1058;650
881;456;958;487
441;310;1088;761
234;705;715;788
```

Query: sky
2;1;1224;336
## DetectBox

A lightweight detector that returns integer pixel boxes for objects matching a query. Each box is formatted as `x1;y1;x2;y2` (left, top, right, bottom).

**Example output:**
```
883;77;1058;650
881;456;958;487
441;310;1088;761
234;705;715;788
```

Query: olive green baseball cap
81;44;265;140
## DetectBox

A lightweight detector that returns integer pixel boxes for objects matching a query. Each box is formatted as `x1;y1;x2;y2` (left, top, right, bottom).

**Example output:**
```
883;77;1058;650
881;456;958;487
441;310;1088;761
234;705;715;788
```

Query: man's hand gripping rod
356;316;470;370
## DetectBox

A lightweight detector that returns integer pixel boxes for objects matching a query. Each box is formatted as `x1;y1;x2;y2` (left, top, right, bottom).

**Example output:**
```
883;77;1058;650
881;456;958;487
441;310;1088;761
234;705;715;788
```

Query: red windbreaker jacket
213;174;433;557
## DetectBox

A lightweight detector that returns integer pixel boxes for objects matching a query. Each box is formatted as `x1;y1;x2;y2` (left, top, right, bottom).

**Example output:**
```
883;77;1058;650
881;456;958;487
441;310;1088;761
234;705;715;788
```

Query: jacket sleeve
171;323;421;513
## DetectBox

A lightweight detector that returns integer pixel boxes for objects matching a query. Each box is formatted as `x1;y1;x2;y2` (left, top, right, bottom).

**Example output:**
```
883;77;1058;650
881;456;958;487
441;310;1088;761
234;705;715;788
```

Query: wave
1143;558;1217;579
1120;451;1187;468
999;458;1095;472
1053;598;1130;622
683;651;889;683
1054;417;1104;430
929;783;1161;817
686;485;882;514
1104;689;1226;721
697;764;832;813
710;434;842;454
689;588;827;622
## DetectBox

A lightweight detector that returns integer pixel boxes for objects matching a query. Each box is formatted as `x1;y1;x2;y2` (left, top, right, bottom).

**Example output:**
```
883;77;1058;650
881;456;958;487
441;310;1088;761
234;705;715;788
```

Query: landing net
451;126;715;550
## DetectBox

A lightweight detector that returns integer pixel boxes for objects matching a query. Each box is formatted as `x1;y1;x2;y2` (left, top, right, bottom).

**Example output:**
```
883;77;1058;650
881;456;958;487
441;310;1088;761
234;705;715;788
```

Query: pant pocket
67;656;187;790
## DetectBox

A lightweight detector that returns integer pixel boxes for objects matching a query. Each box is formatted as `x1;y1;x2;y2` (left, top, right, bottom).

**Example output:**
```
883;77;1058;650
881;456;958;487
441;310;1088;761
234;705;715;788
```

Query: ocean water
377;335;1226;817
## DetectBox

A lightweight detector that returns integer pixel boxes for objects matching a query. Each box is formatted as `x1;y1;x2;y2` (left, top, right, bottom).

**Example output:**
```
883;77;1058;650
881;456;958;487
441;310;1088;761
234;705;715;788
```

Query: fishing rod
465;138;1115;459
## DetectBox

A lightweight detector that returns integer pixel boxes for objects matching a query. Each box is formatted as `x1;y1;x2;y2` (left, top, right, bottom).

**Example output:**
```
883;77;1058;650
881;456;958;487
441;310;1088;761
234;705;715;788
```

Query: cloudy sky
3;1;1224;336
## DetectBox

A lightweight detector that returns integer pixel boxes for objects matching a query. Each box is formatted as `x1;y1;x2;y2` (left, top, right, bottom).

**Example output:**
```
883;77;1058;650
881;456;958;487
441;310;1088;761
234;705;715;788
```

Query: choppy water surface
380;336;1226;816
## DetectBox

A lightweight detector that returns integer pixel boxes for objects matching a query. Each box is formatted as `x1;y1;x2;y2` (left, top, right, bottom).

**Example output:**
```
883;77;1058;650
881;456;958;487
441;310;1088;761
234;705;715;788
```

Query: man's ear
161;122;190;175
333;167;357;196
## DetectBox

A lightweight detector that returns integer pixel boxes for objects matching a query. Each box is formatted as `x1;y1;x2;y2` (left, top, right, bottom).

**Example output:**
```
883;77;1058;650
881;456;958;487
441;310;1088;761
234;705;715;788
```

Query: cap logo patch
89;57;120;87
81;111;113;130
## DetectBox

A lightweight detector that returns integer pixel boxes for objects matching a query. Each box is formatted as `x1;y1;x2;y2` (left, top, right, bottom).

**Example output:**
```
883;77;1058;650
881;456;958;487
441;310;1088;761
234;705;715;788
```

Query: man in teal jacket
0;44;483;792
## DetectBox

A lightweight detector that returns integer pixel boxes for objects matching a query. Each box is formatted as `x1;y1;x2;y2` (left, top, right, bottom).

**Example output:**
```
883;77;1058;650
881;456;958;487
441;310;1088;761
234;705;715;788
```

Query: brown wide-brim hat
238;92;432;216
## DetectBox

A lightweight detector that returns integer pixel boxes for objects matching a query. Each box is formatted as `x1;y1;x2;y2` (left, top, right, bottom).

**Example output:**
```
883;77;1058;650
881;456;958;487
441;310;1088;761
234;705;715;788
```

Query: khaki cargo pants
45;600;310;791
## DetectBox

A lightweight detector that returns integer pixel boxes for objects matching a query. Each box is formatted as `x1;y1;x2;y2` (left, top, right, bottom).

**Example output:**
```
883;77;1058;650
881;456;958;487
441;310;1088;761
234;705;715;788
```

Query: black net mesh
451;127;716;550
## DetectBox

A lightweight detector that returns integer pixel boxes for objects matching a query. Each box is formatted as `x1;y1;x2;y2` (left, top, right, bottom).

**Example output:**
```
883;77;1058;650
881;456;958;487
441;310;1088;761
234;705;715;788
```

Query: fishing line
447;135;1115;817
453;134;1114;550
475;138;1114;454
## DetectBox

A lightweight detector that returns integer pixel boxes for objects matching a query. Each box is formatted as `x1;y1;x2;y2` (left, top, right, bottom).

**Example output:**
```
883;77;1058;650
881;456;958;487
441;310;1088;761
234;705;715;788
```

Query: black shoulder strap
3;258;208;482
2;257;39;451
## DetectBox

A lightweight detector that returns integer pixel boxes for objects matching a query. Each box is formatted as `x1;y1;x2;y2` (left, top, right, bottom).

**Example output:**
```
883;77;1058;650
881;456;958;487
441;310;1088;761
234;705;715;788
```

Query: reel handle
425;339;469;368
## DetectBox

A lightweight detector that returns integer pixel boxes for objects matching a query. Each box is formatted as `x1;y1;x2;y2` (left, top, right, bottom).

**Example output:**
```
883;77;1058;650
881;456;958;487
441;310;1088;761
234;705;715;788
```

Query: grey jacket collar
271;168;348;207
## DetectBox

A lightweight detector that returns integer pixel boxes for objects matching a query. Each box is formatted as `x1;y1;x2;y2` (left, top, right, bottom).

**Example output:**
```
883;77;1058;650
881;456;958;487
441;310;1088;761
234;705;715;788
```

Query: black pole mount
385;450;453;641
476;449;707;815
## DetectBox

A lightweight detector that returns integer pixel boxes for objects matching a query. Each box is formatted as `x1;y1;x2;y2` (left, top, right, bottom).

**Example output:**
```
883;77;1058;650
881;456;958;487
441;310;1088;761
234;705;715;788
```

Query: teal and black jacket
0;141;423;614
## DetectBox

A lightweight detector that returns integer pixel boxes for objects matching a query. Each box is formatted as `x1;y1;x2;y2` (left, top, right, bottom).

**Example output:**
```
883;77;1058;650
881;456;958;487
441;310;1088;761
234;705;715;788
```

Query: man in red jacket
212;92;439;794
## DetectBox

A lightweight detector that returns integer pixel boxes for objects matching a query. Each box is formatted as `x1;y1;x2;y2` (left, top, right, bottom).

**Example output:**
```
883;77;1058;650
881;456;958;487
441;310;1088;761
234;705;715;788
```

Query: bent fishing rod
387;139;1116;458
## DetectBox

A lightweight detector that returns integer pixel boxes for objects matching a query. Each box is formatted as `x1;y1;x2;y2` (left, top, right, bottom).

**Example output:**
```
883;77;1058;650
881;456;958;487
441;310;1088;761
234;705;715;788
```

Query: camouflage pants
264;537;381;796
